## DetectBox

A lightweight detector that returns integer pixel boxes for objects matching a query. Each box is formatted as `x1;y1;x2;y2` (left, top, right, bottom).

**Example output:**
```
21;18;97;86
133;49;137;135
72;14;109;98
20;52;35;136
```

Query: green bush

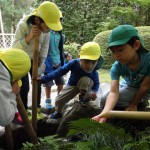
93;26;150;69
64;43;80;59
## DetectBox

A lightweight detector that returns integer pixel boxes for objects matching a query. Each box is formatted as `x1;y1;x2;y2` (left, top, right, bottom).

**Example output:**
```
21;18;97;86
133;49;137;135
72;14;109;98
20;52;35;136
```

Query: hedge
93;26;150;69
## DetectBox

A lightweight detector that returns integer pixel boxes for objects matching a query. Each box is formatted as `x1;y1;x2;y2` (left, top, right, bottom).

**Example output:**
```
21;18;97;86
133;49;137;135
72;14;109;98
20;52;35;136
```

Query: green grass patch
98;69;111;83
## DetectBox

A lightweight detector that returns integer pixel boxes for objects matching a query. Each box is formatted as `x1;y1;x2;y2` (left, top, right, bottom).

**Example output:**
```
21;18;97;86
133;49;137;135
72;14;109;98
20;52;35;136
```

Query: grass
98;69;111;83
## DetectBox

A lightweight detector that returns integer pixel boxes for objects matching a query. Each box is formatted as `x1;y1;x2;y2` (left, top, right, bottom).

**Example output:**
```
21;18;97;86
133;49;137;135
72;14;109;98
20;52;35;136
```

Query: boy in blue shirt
43;11;65;110
92;25;150;123
43;30;65;110
38;41;103;119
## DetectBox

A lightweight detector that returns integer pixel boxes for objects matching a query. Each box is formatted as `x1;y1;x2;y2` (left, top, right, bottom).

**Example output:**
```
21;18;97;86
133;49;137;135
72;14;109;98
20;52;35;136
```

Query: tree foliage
0;0;33;32
0;0;150;46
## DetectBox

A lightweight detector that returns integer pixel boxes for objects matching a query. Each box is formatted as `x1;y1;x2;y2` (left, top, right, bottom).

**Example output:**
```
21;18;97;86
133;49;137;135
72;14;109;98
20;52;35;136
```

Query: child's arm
37;63;70;83
11;81;20;95
125;76;150;111
0;67;17;126
92;80;119;123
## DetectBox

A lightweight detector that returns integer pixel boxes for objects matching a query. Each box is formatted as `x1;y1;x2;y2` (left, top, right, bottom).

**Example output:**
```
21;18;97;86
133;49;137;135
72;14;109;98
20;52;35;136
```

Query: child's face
110;44;139;64
35;17;50;33
80;59;98;73
39;22;50;33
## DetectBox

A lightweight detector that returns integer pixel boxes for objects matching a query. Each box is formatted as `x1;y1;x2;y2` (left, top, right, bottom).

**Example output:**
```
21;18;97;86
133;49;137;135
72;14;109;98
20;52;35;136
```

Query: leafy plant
21;119;150;150
67;118;133;150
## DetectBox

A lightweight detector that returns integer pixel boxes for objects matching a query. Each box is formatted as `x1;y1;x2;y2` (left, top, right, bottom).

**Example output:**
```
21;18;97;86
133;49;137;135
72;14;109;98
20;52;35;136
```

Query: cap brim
108;38;130;48
47;21;62;31
80;55;100;60
108;35;145;48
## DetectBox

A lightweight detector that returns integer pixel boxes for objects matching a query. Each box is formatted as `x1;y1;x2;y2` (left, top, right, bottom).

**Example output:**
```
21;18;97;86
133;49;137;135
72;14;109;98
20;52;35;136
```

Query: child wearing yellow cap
12;1;62;114
92;25;150;123
0;48;31;126
38;41;103;120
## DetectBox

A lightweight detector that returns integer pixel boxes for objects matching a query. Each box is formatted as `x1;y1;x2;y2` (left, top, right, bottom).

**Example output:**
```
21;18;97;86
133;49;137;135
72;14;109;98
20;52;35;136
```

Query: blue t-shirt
41;59;100;92
49;31;61;66
111;52;150;88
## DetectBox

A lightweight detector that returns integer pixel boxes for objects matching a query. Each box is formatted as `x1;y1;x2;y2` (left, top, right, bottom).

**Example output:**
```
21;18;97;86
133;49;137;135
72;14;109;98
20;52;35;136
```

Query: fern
123;127;150;150
22;135;63;150
67;118;133;150
21;120;150;150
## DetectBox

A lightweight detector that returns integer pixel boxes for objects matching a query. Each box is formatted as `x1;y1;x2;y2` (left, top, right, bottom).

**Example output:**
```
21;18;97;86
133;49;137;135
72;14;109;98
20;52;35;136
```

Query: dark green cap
107;25;144;48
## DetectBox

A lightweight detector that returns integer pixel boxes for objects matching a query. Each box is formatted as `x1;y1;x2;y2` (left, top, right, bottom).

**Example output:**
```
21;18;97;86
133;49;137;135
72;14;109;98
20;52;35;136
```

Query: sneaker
50;111;62;119
45;99;53;110
15;112;23;124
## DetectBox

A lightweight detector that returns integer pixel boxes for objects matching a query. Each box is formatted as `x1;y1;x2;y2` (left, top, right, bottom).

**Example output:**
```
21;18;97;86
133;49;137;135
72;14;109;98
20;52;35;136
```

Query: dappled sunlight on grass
98;69;111;83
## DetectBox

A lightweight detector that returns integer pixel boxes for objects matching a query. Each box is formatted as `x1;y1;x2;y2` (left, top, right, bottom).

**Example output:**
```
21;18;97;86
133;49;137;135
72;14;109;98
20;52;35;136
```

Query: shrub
64;43;80;59
93;26;150;69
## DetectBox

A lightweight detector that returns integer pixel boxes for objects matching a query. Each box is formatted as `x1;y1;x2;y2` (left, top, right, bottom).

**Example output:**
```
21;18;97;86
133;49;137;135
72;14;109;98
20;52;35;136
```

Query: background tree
0;0;34;33
0;0;150;46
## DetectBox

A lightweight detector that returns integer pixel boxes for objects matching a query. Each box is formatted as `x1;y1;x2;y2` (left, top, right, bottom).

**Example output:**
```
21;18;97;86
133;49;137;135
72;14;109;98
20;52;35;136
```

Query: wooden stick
5;124;14;150
16;94;38;144
32;36;39;132
102;110;150;120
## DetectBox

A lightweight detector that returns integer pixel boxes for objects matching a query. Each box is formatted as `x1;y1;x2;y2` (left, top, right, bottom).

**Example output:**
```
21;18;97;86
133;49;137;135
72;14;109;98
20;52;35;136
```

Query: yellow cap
31;1;62;31
80;42;101;60
0;48;31;81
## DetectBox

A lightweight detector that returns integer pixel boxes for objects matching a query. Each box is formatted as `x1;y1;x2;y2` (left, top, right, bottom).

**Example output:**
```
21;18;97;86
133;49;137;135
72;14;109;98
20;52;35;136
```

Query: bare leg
45;86;52;99
57;85;63;95
45;86;53;110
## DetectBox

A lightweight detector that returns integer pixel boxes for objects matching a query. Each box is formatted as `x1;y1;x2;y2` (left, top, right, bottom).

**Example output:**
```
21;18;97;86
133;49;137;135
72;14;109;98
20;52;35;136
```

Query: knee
77;76;93;91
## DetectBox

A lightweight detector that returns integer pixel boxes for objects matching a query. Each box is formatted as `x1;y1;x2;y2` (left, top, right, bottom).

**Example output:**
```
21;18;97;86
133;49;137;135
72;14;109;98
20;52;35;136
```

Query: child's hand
11;81;20;95
37;77;41;81
90;92;97;100
92;114;107;123
30;25;41;38
25;25;41;44
125;104;137;111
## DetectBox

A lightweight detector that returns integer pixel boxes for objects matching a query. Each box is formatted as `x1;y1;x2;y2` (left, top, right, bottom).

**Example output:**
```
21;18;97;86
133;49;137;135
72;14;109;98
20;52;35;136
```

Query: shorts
43;76;65;87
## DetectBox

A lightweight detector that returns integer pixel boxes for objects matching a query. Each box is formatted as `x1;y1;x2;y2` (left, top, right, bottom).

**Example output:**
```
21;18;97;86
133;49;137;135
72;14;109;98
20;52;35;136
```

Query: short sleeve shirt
110;52;150;88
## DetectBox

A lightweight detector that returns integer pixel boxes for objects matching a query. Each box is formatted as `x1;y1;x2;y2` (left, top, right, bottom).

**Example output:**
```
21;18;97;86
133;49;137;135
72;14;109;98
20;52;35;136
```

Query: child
0;48;31;126
43;11;65;110
12;1;62;114
92;24;150;123
38;41;103;119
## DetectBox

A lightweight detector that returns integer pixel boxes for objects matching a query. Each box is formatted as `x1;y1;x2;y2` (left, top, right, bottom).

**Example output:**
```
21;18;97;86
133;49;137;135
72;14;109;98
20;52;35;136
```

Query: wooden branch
16;94;38;144
102;110;150;120
32;36;39;133
5;125;14;150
